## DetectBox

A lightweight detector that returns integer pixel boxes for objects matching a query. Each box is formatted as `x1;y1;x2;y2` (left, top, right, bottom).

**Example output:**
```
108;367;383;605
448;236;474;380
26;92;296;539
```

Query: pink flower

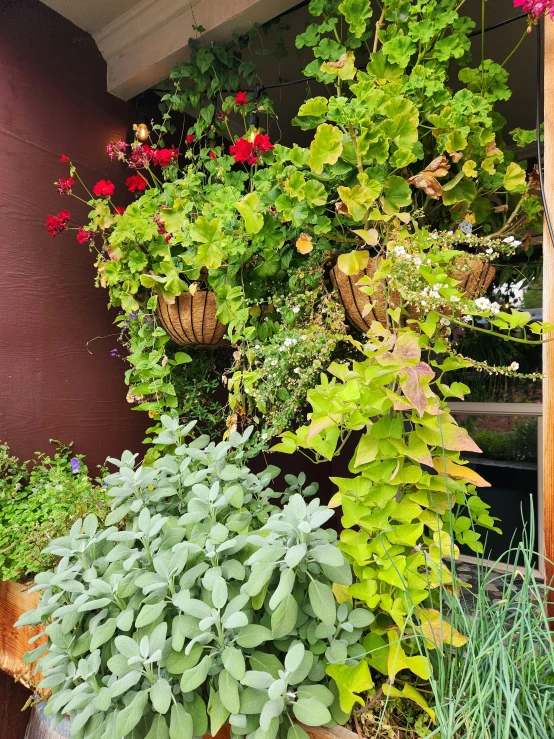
107;140;128;161
186;134;195;143
235;91;248;105
57;177;74;195
128;144;154;169
46;210;70;237
513;0;554;18
60;155;69;162
126;174;148;192
93;179;115;198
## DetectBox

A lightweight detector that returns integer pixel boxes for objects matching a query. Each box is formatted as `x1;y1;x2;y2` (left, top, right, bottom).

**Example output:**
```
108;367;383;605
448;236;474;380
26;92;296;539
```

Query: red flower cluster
57;177;74;195
76;226;97;244
186;134;195;144
93;179;115;198
126;174;148;193
229;134;274;165
106;140;128;161
60;155;69;163
46;210;70;237
128;143;154;169
153;146;179;167
209;151;217;160
114;206;126;215
235;91;248;106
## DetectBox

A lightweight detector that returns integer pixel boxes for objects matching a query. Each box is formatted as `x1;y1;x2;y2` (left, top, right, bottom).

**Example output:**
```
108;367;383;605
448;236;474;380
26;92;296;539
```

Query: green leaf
503;162;527;192
338;0;372;37
235;193;264;234
382;175;411;213
181;655;212;692
292;697;331;726
336;250;369;276
190;216;225;269
146;715;170;739
136;600;165;628
90;617;117;651
308;580;336;625
288;725;310;739
170;704;193;739
326;661;373;712
151;677;172;714
222;646;246;681
115;690;150;736
219;670;240;714
309;124;343;174
441;179;475;206
235;624;272;648
209;689;230;736
271;593;298;638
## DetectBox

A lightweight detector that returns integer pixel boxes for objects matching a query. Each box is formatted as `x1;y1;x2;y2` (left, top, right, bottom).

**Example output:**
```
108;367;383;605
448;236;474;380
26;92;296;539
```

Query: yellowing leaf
417;608;468;648
321;51;357;80
382;683;435;721
353;228;379;245
337;250;369;276
332;583;353;604
432;457;490;487
326;660;373;713
503;162;527;192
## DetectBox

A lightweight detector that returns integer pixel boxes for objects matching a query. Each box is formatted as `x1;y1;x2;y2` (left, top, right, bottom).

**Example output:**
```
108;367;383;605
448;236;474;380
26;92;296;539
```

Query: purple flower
70;457;80;474
103;482;109;489
129;312;137;319
110;348;118;357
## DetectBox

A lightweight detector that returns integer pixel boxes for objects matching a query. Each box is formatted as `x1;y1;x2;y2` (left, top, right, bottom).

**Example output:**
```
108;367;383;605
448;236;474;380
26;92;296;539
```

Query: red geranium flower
153;146;179;167
235;91;248;106
60;155;69;162
230;133;274;166
57;177;74;195
114;206;126;215
46;210;70;237
209;151;217;160
126;174;148;192
186;134;195;143
76;226;97;244
93;179;115;198
513;0;554;19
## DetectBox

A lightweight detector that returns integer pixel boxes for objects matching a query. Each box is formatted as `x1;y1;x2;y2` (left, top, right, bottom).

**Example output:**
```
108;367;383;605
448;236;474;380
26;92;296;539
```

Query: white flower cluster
509;362;520;371
503;236;522;247
475;297;501;314
279;337;298;351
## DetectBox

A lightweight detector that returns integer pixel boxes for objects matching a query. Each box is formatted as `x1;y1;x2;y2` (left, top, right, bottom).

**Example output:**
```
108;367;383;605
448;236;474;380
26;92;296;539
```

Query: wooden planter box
0;579;43;685
25;713;358;739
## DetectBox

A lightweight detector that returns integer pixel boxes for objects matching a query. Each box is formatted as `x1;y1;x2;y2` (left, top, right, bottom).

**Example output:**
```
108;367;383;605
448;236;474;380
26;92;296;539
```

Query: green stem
501;29;528;68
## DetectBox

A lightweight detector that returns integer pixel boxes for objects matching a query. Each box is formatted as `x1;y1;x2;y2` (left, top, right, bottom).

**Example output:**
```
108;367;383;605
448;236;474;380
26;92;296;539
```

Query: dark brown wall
0;0;148;468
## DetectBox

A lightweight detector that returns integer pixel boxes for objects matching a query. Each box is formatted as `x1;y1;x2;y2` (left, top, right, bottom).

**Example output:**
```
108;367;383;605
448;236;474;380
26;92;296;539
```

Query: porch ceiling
39;0;301;101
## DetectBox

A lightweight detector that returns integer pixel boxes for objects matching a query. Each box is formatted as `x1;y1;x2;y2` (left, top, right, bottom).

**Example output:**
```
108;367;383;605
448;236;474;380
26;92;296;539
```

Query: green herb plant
19;417;376;739
0;441;109;581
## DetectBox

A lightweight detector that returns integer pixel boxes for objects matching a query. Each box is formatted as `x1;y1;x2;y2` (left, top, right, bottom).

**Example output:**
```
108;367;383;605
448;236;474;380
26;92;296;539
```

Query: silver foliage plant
18;417;373;739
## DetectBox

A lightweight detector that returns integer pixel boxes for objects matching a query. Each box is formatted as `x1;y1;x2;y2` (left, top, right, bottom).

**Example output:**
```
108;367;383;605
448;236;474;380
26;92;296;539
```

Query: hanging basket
157;290;227;348
330;256;496;334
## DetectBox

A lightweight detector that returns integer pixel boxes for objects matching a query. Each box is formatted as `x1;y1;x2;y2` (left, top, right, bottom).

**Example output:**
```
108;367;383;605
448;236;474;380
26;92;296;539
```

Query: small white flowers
393;245;406;257
509;362;519;371
490;301;501;314
413;256;422;266
503;236;521;247
293;367;300;374
485;247;494;255
291;306;300;314
280;337;298;351
463;315;472;323
451;295;460;302
475;297;491;310
439;317;450;326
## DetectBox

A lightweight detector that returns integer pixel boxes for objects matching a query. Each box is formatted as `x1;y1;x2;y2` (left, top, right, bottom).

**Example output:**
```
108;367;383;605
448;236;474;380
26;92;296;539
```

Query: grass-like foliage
422;545;554;738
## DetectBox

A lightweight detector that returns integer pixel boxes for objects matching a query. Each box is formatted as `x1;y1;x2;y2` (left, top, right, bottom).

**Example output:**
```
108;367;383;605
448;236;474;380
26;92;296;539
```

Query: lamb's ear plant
17;418;371;739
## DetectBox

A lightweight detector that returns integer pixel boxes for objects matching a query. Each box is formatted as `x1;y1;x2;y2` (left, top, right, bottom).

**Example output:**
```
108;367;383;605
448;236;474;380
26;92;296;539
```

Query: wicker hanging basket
157;290;227;348
330;256;496;334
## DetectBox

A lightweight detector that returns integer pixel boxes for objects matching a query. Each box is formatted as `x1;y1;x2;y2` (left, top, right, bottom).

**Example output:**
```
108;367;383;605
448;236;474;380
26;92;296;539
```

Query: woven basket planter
0;579;43;684
330;257;496;334
157;290;227;348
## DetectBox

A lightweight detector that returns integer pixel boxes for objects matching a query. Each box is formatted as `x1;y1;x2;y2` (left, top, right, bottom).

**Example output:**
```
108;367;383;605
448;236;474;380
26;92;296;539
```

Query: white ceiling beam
94;0;300;101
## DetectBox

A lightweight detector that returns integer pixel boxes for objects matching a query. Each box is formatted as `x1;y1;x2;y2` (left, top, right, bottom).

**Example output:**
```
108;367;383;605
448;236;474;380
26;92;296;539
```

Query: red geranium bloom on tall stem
93;179;115;198
126;174;148;193
186;134;195;144
230;133;274;166
59;154;69;163
46;210;70;237
209;151;217;160
235;91;248;106
153;146;179;167
76;226;98;244
114;206;126;215
57;177;74;195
